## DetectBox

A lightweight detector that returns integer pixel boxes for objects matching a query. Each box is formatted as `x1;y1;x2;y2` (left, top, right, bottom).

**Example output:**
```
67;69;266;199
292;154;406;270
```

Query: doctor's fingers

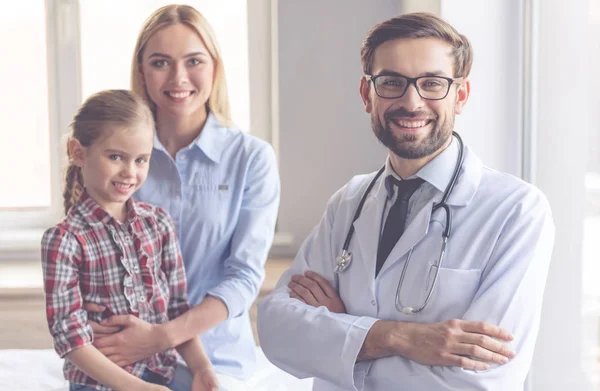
458;333;516;359
460;320;514;341
288;281;319;306
304;271;338;298
454;341;513;365
290;291;307;304
290;274;328;302
439;353;491;371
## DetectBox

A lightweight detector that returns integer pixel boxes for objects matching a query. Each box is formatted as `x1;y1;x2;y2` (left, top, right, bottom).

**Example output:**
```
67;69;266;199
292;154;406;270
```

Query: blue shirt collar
152;113;226;163
193;113;226;163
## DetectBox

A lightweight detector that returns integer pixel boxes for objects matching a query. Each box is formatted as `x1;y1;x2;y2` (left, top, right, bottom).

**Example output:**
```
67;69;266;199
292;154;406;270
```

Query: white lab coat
257;141;555;391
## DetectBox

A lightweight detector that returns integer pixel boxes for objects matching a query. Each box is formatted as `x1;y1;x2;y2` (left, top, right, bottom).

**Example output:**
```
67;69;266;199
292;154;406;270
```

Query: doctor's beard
371;108;454;159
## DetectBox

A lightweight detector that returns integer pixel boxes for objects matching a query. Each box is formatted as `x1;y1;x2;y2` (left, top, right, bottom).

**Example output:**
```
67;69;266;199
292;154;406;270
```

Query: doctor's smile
385;110;437;134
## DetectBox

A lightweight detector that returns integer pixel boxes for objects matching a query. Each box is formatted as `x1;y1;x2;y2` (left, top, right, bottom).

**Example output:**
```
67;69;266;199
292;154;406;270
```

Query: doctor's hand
288;270;346;313
394;319;516;370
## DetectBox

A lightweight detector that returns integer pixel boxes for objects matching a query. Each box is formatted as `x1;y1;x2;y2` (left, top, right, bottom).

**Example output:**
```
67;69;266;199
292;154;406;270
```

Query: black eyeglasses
365;74;463;100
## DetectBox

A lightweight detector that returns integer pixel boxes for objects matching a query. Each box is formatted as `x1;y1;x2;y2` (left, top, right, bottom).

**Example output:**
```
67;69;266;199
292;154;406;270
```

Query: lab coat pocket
423;267;482;321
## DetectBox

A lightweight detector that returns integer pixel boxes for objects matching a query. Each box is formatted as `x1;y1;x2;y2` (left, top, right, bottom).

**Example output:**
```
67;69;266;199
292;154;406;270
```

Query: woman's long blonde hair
130;4;232;126
63;90;154;214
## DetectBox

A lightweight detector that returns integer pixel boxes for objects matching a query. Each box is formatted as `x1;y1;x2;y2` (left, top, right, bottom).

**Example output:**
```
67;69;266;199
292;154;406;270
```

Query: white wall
275;0;393;253
529;0;595;389
276;0;525;253
440;0;524;177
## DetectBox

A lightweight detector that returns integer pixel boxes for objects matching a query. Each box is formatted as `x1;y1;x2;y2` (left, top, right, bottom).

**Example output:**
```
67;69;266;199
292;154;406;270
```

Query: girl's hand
191;367;219;391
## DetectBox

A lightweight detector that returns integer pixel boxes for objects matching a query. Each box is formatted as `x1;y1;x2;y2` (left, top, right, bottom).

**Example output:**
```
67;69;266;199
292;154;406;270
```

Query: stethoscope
334;131;465;314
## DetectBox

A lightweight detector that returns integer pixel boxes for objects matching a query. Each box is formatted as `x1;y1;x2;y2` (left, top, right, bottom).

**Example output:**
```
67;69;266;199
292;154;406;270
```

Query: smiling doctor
257;12;555;391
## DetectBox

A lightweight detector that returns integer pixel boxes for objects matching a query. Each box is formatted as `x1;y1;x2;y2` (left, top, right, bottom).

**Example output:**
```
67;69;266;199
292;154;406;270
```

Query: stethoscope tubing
335;132;465;313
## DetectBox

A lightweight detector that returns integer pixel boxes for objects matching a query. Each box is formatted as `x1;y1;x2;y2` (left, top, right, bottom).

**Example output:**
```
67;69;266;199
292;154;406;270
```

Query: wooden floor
0;258;292;350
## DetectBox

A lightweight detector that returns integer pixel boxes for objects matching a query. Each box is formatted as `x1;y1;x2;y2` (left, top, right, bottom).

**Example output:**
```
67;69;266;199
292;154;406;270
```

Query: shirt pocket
422;266;482;320
185;182;234;235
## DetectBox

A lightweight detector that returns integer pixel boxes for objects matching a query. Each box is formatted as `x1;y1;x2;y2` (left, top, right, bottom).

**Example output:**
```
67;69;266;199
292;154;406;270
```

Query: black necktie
376;177;424;277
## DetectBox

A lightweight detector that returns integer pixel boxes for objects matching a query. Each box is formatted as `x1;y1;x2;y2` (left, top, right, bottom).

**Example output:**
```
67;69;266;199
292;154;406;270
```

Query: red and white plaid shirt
41;191;190;390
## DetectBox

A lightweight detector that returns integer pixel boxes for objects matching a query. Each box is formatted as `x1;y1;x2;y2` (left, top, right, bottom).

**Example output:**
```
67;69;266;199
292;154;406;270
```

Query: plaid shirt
41;191;190;390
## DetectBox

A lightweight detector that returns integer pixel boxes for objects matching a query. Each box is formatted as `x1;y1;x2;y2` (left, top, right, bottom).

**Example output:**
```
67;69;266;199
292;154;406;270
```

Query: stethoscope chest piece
334;250;352;273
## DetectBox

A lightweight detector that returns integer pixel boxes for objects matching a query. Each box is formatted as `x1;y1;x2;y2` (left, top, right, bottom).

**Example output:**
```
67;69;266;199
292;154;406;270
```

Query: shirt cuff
206;284;240;319
341;316;378;391
54;323;94;358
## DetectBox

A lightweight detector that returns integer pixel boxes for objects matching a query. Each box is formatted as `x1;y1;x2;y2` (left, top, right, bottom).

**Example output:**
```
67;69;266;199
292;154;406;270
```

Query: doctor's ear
67;138;86;168
454;78;471;115
360;76;373;113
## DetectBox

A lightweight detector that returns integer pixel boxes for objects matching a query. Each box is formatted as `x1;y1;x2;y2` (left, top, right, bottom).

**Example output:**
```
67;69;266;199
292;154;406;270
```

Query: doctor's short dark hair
360;12;473;78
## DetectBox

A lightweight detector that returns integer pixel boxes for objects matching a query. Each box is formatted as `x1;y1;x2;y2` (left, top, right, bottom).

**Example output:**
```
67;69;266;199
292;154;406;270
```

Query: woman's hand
87;308;167;366
288;270;346;313
191;367;219;391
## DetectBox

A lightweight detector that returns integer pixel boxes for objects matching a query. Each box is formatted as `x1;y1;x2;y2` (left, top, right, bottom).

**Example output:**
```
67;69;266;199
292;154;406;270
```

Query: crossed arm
258;183;554;390
289;270;514;370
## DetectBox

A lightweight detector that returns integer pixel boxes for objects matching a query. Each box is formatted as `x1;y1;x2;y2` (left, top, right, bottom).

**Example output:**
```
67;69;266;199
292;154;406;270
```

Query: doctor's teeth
398;120;428;128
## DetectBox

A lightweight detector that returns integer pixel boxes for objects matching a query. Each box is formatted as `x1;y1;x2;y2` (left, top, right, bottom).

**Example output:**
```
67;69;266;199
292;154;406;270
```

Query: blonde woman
85;5;280;390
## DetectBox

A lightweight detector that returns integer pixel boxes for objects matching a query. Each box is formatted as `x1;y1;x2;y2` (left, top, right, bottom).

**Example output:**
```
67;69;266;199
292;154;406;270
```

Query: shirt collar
383;137;459;198
193;113;226;163
417;137;459;193
152;113;226;163
74;190;140;228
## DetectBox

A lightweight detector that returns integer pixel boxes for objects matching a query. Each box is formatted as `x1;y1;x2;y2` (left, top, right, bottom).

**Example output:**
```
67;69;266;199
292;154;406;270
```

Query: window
0;0;271;255
0;2;52;211
0;1;65;246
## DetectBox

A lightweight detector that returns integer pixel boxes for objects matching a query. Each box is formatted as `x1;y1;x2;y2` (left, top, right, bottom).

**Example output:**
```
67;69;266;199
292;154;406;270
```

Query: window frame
0;0;282;258
0;0;82;257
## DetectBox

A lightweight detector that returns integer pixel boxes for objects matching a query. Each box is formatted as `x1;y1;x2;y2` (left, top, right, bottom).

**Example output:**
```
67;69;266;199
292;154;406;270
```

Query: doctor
257;12;554;391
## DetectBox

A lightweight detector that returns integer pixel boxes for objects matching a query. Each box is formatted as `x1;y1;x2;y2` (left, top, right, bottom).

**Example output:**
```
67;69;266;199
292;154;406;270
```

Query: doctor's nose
400;84;426;111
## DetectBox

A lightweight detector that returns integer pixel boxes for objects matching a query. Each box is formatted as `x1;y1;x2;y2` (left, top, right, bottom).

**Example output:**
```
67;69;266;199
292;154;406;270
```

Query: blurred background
0;1;598;390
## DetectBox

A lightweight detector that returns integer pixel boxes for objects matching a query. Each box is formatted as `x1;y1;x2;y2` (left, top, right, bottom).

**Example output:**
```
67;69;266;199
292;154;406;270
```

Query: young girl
41;89;219;391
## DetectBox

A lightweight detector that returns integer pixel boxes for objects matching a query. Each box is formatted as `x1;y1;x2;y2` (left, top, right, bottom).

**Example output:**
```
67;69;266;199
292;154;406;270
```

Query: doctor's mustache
384;107;437;121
